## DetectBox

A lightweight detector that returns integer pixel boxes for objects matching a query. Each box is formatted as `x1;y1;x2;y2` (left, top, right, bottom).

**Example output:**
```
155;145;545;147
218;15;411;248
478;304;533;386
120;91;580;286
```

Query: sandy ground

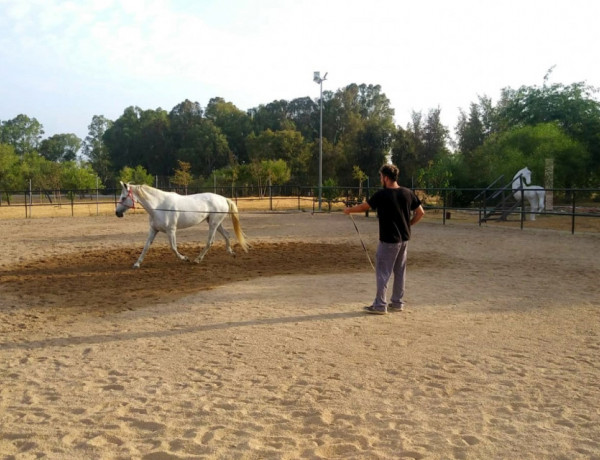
1;212;599;459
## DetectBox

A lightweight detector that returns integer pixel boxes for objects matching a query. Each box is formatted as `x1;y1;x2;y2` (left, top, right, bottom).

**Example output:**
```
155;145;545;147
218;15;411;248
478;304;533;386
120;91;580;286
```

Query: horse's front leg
167;229;189;262
134;228;158;268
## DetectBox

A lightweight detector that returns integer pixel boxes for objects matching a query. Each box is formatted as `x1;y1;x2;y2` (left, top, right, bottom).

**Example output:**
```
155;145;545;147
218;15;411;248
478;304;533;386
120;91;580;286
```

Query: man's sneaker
364;305;387;315
388;304;404;312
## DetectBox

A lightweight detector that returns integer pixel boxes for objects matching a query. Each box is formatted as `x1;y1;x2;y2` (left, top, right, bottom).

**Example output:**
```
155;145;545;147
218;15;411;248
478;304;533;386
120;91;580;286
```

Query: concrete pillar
545;158;554;210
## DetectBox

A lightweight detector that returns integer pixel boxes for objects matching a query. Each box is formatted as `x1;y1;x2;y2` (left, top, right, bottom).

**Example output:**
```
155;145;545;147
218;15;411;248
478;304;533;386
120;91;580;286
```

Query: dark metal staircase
476;175;525;223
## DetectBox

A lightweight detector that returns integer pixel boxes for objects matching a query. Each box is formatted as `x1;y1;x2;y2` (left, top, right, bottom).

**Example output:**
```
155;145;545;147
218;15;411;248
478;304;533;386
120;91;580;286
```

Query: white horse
512;167;545;221
116;182;249;268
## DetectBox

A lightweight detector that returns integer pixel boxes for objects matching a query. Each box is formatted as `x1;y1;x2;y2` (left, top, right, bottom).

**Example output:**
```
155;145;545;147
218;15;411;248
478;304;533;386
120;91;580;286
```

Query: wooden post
545;158;554;211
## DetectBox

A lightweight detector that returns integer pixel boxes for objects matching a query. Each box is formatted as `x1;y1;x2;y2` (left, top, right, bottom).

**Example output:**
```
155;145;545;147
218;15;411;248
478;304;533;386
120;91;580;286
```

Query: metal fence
1;185;599;234
416;187;600;234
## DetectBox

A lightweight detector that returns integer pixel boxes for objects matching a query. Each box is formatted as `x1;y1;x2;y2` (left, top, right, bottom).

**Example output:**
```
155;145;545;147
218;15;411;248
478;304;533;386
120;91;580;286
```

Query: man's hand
345;202;371;215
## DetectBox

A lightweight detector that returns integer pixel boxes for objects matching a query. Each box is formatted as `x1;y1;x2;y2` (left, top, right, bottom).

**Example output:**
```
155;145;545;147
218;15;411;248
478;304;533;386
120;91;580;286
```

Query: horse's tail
227;199;249;252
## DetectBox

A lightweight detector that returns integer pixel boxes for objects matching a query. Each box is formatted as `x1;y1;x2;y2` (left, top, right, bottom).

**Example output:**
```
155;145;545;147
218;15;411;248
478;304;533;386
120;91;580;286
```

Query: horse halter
119;188;136;210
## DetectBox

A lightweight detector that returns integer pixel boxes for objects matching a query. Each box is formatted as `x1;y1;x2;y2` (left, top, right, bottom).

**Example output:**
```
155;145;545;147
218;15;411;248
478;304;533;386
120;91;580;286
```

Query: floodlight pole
314;71;327;211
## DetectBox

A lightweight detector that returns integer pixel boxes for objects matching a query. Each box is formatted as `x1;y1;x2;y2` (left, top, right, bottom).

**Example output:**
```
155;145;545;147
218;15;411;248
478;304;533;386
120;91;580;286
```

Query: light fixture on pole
313;71;327;211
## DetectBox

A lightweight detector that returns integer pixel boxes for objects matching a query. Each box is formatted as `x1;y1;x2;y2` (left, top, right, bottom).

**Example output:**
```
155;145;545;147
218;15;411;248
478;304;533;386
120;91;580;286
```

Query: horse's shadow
0;311;366;351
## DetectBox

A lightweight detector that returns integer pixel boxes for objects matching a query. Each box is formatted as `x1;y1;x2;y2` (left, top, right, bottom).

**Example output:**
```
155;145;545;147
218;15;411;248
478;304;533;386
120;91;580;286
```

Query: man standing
344;164;425;315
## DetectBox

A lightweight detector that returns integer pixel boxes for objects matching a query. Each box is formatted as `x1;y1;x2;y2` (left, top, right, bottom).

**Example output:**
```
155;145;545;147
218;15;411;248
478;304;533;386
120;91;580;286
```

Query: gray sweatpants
373;241;408;308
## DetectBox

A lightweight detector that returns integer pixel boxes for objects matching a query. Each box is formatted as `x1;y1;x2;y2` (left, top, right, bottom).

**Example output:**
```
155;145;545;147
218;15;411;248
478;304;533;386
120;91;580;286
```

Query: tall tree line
452;74;600;190
1;75;599;199
95;83;401;189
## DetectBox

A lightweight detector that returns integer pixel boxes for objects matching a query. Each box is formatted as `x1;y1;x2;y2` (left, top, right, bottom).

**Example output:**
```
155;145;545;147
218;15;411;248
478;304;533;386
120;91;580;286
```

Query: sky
1;0;599;144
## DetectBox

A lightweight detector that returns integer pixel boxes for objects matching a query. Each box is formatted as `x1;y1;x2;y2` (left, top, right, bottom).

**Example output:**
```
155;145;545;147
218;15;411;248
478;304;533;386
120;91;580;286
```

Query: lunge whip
349;214;375;271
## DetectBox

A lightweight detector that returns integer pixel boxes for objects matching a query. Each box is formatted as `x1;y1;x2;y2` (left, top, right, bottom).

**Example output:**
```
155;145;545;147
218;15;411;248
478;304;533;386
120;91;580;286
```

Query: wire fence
1;185;599;234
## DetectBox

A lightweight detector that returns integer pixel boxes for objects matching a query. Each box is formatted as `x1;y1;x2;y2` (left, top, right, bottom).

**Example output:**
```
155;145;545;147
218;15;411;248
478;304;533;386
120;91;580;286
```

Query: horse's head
115;181;135;218
521;167;532;185
513;167;532;185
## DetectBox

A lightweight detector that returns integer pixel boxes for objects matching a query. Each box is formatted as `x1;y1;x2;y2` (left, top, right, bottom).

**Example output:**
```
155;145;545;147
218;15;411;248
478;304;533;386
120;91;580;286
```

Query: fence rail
1;185;599;234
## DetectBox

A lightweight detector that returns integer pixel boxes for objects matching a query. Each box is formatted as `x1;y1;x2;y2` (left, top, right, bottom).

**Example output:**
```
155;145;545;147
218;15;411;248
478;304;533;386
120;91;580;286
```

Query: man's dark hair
380;164;399;182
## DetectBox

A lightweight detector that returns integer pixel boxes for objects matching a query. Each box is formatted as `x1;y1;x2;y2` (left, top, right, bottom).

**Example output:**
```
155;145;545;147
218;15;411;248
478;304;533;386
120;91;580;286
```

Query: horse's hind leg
529;203;537;220
193;222;219;263
217;224;235;256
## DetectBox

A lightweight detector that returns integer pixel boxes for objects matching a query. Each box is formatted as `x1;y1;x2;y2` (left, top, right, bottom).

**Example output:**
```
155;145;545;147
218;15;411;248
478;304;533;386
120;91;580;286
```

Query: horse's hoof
133;264;140;269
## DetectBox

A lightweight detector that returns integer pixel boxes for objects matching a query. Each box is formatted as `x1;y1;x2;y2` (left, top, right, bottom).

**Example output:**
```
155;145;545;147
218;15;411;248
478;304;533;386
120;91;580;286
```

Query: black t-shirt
367;187;422;243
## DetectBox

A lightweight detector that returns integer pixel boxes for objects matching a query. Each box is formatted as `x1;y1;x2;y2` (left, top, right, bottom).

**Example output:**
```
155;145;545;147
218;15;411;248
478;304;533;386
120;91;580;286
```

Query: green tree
171;160;193;193
246;129;310;183
205;97;252;164
422;107;450;161
82;115;114;187
20;153;57;190
328;83;396;183
214;164;239;197
60;161;98;190
0;143;22;202
168;100;233;178
0;114;44;156
39;133;81;162
352;165;368;198
104;107;175;178
177;120;232;179
417;156;453;191
103;106;145;173
312;138;347;184
396;109;450;186
287;96;318;142
456;103;485;157
248;159;291;197
19;152;63;203
495;75;600;182
119;165;154;185
263;159;291;185
233;163;255;191
390;125;419;187
138;108;174;177
248;100;295;133
352;119;393;180
169;100;204;146
0;144;18;186
472;123;588;188
322;177;339;211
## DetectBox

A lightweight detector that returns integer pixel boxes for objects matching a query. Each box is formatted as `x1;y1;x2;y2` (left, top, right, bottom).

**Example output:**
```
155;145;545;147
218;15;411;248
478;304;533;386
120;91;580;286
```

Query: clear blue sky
1;0;598;143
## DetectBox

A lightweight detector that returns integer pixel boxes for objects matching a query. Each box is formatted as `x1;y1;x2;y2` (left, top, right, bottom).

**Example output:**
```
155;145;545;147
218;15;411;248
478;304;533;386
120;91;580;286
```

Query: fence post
571;190;576;235
519;177;525;230
442;189;447;225
479;190;484;226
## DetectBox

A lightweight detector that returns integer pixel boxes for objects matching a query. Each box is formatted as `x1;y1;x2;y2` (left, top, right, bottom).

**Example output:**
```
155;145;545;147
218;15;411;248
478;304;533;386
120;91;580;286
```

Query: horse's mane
133;184;178;202
131;183;151;201
513;167;530;180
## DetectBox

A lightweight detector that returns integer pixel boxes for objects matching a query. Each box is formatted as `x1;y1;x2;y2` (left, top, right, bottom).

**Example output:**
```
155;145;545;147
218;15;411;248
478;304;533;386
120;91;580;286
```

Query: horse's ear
120;181;126;189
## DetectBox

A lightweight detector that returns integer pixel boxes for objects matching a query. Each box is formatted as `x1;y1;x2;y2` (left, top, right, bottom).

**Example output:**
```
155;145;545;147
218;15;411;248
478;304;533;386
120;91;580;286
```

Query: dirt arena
1;212;599;459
